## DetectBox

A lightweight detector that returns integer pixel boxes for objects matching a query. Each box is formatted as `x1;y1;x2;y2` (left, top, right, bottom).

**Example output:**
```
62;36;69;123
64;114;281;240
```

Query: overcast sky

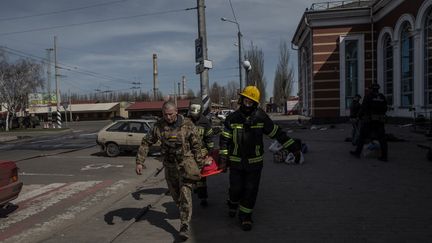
0;0;317;100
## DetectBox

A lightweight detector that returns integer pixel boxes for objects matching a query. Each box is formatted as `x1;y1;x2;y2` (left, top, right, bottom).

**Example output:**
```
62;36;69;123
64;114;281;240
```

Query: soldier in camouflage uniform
135;101;204;241
187;98;214;207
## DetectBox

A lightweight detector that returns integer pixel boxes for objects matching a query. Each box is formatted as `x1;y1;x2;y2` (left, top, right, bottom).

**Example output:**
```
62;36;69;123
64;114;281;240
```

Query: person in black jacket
350;94;362;145
187;98;214;207
350;83;388;161
219;86;301;231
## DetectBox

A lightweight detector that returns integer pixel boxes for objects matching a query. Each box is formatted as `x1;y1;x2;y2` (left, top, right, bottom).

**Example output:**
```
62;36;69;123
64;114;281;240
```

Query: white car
96;119;156;157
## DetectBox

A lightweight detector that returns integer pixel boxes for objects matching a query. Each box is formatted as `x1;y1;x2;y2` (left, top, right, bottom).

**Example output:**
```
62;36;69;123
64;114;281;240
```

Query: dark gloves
287;139;303;164
292;150;302;164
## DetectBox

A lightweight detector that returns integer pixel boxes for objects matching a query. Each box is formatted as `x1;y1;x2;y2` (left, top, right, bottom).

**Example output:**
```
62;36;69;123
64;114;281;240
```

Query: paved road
1;120;432;242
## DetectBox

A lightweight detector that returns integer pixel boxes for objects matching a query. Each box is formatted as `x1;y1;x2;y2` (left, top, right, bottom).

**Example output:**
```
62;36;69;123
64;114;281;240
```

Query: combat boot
178;224;190;241
239;212;253;231
227;200;238;217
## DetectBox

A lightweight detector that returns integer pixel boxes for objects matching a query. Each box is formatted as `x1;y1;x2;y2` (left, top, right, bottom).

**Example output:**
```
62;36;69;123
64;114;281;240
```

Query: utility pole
68;89;73;123
196;0;211;114
182;75;186;95
46;48;53;128
221;17;243;90
54;36;62;128
173;81;177;107
237;31;243;90
152;54;158;101
178;82;181;97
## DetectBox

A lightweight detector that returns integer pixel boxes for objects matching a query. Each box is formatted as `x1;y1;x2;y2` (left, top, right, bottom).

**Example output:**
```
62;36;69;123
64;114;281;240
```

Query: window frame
339;34;365;116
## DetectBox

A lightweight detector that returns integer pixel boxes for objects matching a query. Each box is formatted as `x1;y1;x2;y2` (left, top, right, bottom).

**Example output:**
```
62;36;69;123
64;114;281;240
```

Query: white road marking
12;183;66;204
1;180;131;243
0;181;101;230
19;172;75;177
47;155;106;159
81;163;124;171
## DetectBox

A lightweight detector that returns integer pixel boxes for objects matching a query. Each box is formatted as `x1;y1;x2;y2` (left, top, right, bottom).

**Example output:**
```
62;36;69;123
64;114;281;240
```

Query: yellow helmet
240;86;260;103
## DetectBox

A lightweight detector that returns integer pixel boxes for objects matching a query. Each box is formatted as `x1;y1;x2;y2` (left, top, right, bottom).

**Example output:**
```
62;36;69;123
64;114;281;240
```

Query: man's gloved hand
204;155;213;166
218;157;228;172
135;163;146;175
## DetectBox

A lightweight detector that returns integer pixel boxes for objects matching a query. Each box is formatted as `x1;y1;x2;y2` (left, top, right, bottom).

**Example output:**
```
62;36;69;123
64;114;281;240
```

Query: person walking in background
135;101;204;241
350;83;388;161
187;98;214;207
219;85;301;231
350;94;362;145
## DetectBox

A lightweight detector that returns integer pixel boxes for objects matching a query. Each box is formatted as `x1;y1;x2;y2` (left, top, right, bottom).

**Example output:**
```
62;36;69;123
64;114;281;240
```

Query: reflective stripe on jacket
219;108;295;169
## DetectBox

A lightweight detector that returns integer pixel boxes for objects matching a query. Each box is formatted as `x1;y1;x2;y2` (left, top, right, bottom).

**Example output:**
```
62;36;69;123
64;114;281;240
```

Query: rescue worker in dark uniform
135;101;204;241
219;86;301;231
187;98;214;207
350;83;388;161
350;94;362;145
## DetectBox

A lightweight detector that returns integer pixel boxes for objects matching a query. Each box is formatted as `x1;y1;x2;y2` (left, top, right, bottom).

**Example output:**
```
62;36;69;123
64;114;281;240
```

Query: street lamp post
221;17;243;91
242;60;252;86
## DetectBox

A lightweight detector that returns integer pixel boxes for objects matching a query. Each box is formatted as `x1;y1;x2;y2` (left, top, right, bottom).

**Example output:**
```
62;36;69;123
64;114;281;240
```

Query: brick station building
292;0;432;121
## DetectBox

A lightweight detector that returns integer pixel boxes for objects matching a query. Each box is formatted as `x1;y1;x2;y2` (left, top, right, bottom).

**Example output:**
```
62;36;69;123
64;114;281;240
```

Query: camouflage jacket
136;115;204;169
191;115;214;155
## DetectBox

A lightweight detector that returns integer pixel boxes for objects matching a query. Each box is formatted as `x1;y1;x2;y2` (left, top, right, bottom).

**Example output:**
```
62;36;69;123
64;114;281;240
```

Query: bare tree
273;40;295;113
210;82;222;105
0;57;44;131
226;80;239;108
245;42;266;104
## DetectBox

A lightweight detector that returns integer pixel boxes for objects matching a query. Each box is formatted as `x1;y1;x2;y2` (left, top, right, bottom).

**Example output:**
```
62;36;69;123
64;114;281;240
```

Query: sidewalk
40;121;432;242
0;128;73;143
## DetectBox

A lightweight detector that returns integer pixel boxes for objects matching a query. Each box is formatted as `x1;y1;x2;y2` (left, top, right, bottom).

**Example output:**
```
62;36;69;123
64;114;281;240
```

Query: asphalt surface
2;116;432;242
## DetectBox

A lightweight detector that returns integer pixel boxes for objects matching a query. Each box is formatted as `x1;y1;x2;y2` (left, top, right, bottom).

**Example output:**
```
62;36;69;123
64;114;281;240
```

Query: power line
0;46;133;84
228;0;239;25
0;0;127;22
2;46;202;92
0;7;196;36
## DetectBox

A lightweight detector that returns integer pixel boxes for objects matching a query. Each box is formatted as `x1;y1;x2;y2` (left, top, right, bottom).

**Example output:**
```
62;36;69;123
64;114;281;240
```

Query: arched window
345;40;358;109
383;34;393;105
400;22;414;107
424;8;432;106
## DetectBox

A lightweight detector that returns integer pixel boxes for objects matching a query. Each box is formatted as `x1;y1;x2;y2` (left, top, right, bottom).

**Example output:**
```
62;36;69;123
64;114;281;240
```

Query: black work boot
239;212;253;231
178;224;190;242
227;200;238;217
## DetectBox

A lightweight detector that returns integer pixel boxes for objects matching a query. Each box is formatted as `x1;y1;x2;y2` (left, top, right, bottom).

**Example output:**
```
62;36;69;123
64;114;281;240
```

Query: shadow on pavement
103;202;180;242
0;204;19;218
131;187;168;200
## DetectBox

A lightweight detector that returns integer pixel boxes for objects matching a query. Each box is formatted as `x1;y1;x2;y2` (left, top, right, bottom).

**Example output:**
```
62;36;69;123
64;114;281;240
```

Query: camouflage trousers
164;165;194;226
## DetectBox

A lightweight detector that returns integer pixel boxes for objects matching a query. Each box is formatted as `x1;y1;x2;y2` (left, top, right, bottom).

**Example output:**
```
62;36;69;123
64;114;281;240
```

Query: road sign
195;38;203;63
196;63;204;74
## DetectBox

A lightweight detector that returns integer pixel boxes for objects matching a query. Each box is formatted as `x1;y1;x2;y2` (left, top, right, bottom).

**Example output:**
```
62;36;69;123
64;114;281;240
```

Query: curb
0;136;18;143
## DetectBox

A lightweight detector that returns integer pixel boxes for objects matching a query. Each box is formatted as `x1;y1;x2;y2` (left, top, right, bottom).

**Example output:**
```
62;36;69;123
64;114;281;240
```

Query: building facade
126;100;190;118
292;0;432;120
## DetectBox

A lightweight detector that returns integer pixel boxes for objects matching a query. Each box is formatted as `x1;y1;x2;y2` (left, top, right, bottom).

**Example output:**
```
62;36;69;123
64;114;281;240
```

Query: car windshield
147;121;156;128
106;121;127;132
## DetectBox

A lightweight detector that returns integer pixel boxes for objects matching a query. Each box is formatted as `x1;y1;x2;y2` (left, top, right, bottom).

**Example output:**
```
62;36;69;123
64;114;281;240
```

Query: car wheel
105;142;120;157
